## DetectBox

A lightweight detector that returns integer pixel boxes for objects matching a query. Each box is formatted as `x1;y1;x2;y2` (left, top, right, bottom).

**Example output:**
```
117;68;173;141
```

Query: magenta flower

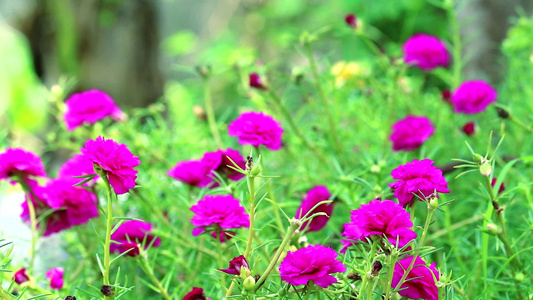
462;122;475;136
46;267;64;290
13;268;30;285
80;136;140;194
0;148;45;182
279;244;346;288
110;220;161;257
392;256;439;300
58;154;98;183
168;149;246;188
21;178;99;236
184;287;210;300
190;195;249;240
295;186;334;232
249;73;266;90
451;80;497;114
341;200;417;252
168;160;213;188
403;34;449;71
390;116;435;151
345;14;357;28
64;89;124;131
389;159;450;207
218;255;250;277
228;112;283;151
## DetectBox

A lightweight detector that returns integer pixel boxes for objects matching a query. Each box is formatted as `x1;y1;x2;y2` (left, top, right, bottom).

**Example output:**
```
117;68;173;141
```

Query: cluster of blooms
168;148;246;188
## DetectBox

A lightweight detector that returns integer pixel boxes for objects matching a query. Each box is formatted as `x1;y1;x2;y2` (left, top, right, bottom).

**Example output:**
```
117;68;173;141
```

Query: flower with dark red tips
295;186;333;232
64;89;124;131
218;255;251;278
462;122;475;136
392;255;439;300
403;34;449;71
110;220;161;257
13;268;30;285
0;148;46;182
46;267;64;290
279;244;346;288
491;178;505;194
345;14;357;28
80;136;140;194
228;112;283;151
249;73;266;89
451;80;497;114
190;195;249;241
341;200;417;253
389;159;450;207
390;116;435;151
184;287;210;300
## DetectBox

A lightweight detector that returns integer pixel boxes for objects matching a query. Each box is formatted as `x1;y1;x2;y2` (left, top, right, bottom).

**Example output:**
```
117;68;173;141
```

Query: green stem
101;174;115;299
256;148;284;234
17;178;40;274
393;206;435;292
138;255;172;300
360;240;379;299
304;42;343;154
510;115;533;134
383;252;398;300
253;221;301;292
268;91;328;165
244;175;256;258
0;288;12;299
217;238;227;290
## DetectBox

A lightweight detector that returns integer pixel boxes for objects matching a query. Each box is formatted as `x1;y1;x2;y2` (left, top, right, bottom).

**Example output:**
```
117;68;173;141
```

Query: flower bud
243;276;256;291
193;105;207;121
250;165;261;176
371;261;382;277
64;296;76;300
100;285;114;297
196;65;211;79
479;162;492;176
347;272;362;281
486;223;499;235
495;107;510;119
278;288;287;297
428;195;439;210
345;14;357;28
515;272;525;282
462;122;475;136
370;165;381;173
249;73;267;90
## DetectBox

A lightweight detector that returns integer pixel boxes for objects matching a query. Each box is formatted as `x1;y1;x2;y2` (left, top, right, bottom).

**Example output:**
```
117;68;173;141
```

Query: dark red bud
462;122;475;136
345;14;357;28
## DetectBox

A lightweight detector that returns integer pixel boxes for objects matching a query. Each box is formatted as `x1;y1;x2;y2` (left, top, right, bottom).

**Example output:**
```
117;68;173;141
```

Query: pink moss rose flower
13;268;30;285
80;136;140;194
21;178;99;236
228;112;283;151
0;148;46;182
279;244;346;288
45;267;64;290
389;159;450;207
295;186;334;232
403;34;449;71
184;287;210;300
168;149;246;188
64;89;124;131
392;255;439;300
390;116;435;151
451;80;497;114
110;220;161;257
190;195;249;240
341;200;417;252
218;255;250;277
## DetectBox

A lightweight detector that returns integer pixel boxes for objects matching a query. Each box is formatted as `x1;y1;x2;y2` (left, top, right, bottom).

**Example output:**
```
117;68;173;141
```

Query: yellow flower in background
330;61;369;88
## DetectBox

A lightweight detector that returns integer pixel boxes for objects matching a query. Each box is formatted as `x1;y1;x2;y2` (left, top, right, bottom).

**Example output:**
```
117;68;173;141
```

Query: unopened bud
347;272;362;281
495;107;510;119
64;296;76;300
370;165;381;173
250;165;261;176
428;195;439;210
371;261;382;277
193;105;207;121
486;223;499;235
278;288;287;297
515;272;525;282
479;162;492;176
100;285;114;297
243;276;256;291
196;65;211;78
